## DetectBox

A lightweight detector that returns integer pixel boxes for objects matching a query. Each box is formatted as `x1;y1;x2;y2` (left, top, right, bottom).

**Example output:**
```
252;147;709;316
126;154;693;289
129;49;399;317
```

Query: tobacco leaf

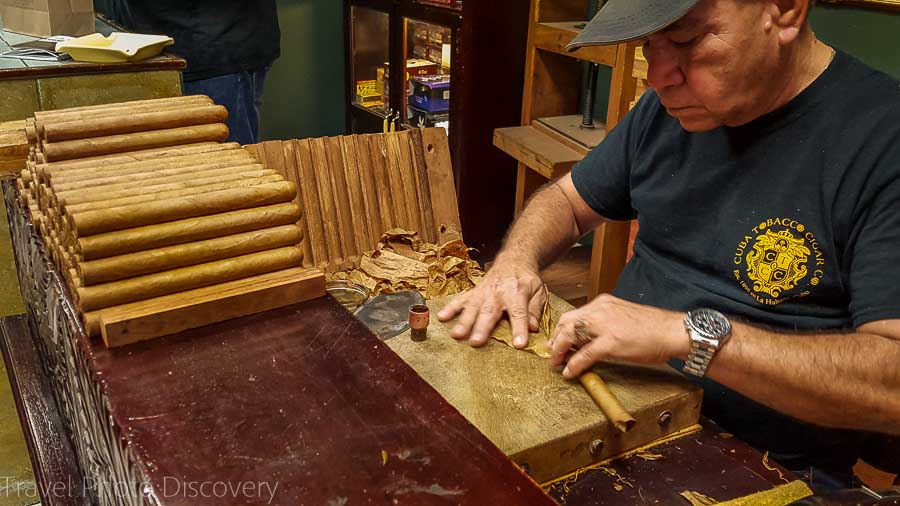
328;228;483;298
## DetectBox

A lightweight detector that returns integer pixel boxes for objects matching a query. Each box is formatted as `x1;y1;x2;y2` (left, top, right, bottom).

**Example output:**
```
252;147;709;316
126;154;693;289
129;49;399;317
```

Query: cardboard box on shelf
0;0;95;37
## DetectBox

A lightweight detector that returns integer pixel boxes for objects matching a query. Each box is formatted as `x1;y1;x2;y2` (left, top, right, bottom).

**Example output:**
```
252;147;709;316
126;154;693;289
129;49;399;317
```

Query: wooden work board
387;295;703;483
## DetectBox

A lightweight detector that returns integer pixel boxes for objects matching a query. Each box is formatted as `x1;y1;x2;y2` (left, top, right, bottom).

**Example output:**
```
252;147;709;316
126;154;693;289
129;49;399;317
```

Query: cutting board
387;294;703;483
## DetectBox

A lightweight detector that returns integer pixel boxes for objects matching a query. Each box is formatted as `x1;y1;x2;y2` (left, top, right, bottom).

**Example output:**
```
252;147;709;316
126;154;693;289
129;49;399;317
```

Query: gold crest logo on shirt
745;229;810;297
733;217;825;305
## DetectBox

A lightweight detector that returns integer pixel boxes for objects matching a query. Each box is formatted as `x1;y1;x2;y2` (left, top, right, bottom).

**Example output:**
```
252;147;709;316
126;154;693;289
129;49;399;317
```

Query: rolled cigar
36;98;215;129
58;169;277;207
571;321;636;432
65;174;285;214
51;160;262;192
79;225;302;285
76;246;303;312
42;124;229;162
70;181;297;236
78;202;302;260
38;142;237;178
20;170;32;184
54;165;268;203
580;372;636;433
49;151;252;184
24;120;36;144
33;95;212;119
68;268;82;287
43;105;230;143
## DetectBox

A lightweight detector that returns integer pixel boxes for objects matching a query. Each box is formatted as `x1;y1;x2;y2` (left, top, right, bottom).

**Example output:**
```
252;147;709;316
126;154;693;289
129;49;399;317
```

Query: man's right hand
437;259;548;349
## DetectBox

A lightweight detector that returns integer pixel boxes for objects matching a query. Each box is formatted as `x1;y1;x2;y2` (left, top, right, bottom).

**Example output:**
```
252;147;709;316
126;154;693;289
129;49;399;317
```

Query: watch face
690;309;731;338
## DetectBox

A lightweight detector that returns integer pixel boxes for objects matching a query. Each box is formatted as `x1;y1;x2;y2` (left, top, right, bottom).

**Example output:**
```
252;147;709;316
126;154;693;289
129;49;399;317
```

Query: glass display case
344;0;530;259
403;18;452;130
349;6;390;117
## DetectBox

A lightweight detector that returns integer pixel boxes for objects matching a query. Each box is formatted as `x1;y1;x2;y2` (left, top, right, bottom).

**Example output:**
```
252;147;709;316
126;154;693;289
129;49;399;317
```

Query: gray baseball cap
567;0;701;50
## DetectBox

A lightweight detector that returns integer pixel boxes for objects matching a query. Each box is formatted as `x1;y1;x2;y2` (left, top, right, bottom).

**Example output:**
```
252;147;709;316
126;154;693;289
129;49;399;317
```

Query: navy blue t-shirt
571;50;900;473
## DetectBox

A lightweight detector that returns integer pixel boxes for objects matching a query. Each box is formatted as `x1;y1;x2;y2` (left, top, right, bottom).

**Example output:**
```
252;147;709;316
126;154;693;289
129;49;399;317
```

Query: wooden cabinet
344;0;530;258
494;0;640;303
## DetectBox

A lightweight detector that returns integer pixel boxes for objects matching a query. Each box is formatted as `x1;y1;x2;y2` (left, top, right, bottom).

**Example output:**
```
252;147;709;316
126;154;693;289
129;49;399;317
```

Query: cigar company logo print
732;217;825;305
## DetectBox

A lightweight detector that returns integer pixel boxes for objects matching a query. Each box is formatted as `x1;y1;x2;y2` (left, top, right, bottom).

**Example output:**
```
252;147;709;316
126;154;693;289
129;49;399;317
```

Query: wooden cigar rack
15;95;325;348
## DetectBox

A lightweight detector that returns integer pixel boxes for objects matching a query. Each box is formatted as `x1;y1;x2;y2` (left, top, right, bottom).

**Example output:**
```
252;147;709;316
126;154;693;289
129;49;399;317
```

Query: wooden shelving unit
493;0;640;303
343;0;530;259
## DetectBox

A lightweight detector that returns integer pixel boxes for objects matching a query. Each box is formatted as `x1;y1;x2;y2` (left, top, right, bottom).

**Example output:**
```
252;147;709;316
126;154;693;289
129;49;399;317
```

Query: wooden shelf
533;115;606;156
493;125;582;179
542;244;592;306
533;22;618;66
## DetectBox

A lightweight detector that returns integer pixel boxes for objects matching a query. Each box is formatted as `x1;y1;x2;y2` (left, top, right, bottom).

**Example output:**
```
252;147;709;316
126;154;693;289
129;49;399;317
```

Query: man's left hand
549;294;690;379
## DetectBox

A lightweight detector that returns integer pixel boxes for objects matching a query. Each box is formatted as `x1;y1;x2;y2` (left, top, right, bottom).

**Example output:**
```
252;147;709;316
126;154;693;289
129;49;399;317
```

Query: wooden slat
421;128;462;239
251;142;270;168
367;134;397;231
99;267;325;348
384;133;413;229
354;134;385;249
309;137;344;267
339;135;372;252
409;128;437;243
280;140;312;267
494;125;581;179
393;131;423;234
262;140;288;181
294;139;328;269
324;136;357;266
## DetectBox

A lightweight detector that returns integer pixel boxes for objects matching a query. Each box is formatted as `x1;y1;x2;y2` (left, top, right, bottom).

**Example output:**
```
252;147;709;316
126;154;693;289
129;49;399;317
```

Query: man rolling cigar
439;0;900;491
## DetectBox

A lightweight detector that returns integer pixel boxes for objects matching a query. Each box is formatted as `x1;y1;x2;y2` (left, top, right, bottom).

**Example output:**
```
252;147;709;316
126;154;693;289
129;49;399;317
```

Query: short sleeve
570;91;658;221
848;169;900;327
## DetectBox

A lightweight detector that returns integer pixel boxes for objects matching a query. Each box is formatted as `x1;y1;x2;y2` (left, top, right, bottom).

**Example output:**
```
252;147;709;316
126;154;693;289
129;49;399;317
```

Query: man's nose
645;45;685;91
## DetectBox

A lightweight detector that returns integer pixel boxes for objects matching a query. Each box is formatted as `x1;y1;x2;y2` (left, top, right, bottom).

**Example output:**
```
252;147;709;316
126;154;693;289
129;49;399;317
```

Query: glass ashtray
325;280;371;312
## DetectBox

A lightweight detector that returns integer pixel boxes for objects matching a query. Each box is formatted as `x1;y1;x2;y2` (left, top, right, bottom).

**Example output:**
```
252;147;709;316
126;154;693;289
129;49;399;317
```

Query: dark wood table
1;301;804;506
1;299;555;505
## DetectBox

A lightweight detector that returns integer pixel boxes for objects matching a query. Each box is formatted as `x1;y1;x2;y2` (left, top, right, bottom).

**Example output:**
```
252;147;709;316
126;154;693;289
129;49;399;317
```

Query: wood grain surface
387;294;703;483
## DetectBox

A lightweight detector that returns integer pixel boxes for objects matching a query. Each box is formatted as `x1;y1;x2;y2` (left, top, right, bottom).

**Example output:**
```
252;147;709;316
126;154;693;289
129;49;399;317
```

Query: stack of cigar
15;95;311;340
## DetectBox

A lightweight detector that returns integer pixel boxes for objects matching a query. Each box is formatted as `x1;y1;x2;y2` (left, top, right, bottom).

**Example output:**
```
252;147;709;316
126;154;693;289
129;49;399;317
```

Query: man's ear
771;0;811;45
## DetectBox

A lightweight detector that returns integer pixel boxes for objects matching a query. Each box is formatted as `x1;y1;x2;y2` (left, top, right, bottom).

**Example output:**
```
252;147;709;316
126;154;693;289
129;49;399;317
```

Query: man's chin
677;118;719;132
665;106;720;132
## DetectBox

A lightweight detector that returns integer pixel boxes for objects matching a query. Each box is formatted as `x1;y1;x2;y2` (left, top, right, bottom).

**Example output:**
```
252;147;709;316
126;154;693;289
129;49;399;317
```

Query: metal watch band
683;338;717;377
683;309;732;378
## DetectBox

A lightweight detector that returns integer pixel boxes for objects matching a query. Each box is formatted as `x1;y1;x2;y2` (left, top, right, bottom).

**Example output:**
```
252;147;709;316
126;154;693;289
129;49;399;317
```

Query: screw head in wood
589;438;604;455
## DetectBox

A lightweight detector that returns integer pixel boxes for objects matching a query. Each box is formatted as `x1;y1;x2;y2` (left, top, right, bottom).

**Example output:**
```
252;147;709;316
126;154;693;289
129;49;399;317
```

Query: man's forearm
496;182;584;270
707;322;900;434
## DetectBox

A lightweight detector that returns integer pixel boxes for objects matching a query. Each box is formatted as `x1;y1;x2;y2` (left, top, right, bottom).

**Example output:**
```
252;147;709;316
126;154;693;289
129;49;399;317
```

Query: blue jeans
184;66;270;145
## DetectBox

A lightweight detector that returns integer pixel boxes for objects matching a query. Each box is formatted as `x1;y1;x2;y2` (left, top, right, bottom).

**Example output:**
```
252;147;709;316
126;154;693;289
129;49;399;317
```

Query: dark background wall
259;0;345;141
96;1;900;139
811;5;900;77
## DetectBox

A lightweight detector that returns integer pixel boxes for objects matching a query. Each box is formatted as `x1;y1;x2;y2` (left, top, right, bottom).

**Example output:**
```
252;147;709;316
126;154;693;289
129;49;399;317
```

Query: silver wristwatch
683;308;732;377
